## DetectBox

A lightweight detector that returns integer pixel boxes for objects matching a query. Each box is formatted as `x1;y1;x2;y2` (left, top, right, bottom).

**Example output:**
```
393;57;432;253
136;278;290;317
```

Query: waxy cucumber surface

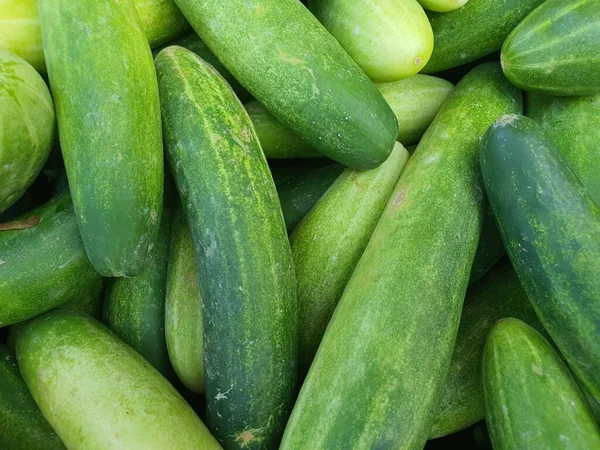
418;0;468;13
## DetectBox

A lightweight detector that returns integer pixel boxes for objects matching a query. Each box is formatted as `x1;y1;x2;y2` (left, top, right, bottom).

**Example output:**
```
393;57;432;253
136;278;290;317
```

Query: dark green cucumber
468;205;505;285
483;318;600;449
39;0;164;277
423;0;545;74
481;114;600;400
293;143;409;375
134;0;190;48
58;277;106;320
278;163;344;233
0;344;64;450
501;0;600;96
0;192;102;326
15;311;220;449
281;64;522;450
156;46;296;449
173;0;398;169
269;159;334;186
527;92;600;205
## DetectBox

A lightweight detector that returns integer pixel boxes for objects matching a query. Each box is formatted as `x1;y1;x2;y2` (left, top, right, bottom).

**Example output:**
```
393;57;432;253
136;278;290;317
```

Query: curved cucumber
0;0;45;72
157;46;296;449
281;64;521;450
0;49;55;213
468;205;504;285
173;0;398;169
134;0;189;48
483;318;600;449
481;114;600;400
15;311;221;449
501;0;600;96
293;143;409;374
417;0;468;13
310;0;433;81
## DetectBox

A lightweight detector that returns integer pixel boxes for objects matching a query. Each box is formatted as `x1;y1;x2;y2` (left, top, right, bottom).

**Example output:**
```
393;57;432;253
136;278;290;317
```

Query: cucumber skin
281;64;521;450
293;143;409;374
39;0;164;277
15;311;221;449
0;0;45;72
58;277;106;320
526;92;600;205
501;0;600;96
0;193;102;326
483;319;600;450
156;46;297;449
480;115;600;400
418;0;468;13
134;0;190;48
173;0;398;170
468;205;504;285
423;0;546;74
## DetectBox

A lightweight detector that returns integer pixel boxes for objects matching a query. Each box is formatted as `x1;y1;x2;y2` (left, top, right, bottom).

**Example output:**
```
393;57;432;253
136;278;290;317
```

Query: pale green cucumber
418;0;469;13
134;0;190;48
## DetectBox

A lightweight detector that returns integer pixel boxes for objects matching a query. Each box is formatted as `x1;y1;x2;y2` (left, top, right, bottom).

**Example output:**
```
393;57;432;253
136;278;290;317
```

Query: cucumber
309;0;433;81
480;114;600;400
0;49;55;214
58;277;106;320
483;318;600;449
468;205;504;285
423;0;546;74
15;311;221;449
293;143;409;374
134;0;189;48
39;0;164;277
165;204;204;394
0;0;45;72
0;344;64;450
173;0;398;169
417;0;468;13
0;192;102;326
156;46;296;449
270;159;334;186
281;64;521;450
526;92;600;205
501;0;600;96
430;264;544;439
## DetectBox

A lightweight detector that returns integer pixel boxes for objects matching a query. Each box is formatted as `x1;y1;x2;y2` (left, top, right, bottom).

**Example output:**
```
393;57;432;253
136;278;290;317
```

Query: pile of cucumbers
1;0;599;448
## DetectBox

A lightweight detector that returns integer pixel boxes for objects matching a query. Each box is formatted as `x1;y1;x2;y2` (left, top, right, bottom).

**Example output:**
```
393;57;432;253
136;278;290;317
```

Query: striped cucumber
417;0;468;13
134;0;189;48
281;64;521;450
0;0;45;72
156;46;296;449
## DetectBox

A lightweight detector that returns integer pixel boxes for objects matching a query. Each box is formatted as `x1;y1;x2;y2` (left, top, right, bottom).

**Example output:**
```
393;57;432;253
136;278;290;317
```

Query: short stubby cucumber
134;0;190;48
39;0;164;277
0;0;45;72
293;143;409;374
156;46;297;449
481;114;600;400
15;311;221;449
417;0;468;13
281;64;521;450
483;319;600;450
309;0;433;81
0;49;55;213
501;0;600;96
468;205;505;285
173;0;398;169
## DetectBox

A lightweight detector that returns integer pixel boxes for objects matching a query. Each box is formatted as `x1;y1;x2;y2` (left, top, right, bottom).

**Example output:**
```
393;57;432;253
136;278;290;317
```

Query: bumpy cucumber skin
468;205;504;285
501;0;600;96
156;46;296;449
165;205;204;394
134;0;190;48
0;49;54;213
527;92;600;205
483;319;600;450
39;0;164;277
418;0;468;13
481;114;600;400
173;0;398;170
424;0;546;74
281;64;521;450
0;193;102;326
0;344;64;450
15;311;221;449
310;0;433;81
293;144;409;374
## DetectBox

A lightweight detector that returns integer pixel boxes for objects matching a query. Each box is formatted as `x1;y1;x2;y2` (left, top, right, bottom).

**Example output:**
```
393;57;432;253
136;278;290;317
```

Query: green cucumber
430;264;544;439
58;277;106;320
0;49;55;213
423;0;546;74
0;344;64;450
0;192;102;327
501;0;600;96
293;143;409;374
15;311;221;449
526;92;600;205
309;0;433;81
480;114;600;400
173;0;398;169
270;159;334;186
417;0;468;13
134;0;189;48
157;46;296;449
165;204;204;394
0;0;44;72
281;64;521;450
39;0;164;277
483;318;600;449
468;205;504;285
